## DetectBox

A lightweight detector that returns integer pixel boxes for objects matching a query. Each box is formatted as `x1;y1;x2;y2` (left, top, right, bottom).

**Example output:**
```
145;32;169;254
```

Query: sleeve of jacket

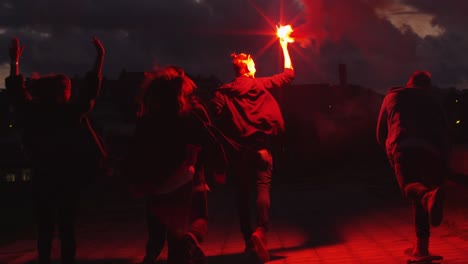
257;68;295;89
376;96;389;150
75;71;102;114
209;90;225;118
192;103;228;178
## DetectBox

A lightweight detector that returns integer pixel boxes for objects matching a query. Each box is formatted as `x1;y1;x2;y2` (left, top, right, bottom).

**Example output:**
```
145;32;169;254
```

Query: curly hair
231;52;255;77
138;65;197;117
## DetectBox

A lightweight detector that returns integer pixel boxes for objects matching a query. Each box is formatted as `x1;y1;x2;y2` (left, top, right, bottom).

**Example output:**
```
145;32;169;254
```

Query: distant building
0;90;31;184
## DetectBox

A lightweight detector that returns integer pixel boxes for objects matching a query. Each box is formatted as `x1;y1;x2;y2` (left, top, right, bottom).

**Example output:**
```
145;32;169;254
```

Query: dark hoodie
126;100;227;194
5;72;104;186
210;68;294;146
376;85;451;162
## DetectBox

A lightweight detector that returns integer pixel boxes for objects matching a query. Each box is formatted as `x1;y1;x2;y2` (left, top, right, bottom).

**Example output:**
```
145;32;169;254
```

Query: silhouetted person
209;37;294;262
126;66;226;264
376;70;451;261
5;37;105;264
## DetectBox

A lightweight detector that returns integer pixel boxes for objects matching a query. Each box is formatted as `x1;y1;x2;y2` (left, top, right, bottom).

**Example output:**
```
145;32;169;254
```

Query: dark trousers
145;182;208;263
392;147;447;238
231;148;272;242
34;183;79;264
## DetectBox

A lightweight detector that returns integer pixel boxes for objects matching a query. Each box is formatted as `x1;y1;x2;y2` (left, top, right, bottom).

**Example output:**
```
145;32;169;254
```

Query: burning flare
276;24;294;43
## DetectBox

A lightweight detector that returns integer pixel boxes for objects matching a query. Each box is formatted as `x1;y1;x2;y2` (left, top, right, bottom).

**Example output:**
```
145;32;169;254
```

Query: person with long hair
126;65;226;264
5;36;105;264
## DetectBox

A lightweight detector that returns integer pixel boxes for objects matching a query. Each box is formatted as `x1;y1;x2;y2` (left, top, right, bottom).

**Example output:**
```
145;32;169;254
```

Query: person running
126;65;226;264
376;70;451;261
209;36;294;262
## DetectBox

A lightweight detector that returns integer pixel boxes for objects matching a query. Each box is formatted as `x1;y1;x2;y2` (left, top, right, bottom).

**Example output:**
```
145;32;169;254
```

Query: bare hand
92;36;105;56
9;37;25;62
279;38;288;48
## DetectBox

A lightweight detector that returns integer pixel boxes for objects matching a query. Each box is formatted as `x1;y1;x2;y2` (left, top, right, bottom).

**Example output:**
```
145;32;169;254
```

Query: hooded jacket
5;72;105;186
376;85;451;162
210;68;294;146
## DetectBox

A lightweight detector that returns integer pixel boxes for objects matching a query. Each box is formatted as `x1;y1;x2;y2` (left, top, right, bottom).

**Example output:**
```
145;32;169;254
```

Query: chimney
339;64;347;87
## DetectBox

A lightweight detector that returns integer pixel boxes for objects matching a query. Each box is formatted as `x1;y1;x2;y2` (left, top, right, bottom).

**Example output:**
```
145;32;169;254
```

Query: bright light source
9;124;13;128
456;120;461;124
456;100;459;103
21;169;31;182
5;173;16;182
276;25;294;43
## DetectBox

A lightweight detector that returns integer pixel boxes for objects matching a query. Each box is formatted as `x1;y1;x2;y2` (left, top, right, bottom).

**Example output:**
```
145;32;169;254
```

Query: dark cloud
400;0;468;88
1;0;467;92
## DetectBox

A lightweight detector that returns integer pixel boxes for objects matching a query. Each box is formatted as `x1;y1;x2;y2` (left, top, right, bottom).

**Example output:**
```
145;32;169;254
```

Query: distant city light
21;169;31;182
456;99;459;103
456;120;461;124
9;124;13;128
5;173;16;182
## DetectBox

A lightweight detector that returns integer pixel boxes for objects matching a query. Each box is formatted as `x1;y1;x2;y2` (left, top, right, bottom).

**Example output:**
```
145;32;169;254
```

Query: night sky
1;0;468;93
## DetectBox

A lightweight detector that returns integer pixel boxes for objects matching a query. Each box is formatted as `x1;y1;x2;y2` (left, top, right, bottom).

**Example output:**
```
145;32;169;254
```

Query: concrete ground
0;166;467;264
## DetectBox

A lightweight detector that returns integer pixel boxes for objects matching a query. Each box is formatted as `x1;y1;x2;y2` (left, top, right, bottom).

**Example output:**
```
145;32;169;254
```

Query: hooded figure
209;36;294;263
376;70;451;261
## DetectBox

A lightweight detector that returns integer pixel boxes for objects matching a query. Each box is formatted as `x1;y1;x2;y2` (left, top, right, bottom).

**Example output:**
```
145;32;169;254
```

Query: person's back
130;109;205;188
381;86;450;160
213;69;293;142
209;33;294;263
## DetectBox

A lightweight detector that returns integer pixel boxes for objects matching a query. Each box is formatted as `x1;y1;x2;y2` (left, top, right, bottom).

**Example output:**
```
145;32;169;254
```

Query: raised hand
276;24;294;48
279;37;289;49
91;36;105;75
9;38;24;61
9;38;25;76
92;36;105;57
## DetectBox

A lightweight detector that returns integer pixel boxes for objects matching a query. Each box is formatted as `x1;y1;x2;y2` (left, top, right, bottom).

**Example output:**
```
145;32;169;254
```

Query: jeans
34;184;79;264
392;147;447;238
145;181;208;263
231;147;273;242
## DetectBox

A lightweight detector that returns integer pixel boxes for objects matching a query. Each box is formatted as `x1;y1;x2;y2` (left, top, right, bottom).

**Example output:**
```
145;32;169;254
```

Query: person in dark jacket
376;70;451;261
126;66;226;264
5;37;105;264
209;36;294;263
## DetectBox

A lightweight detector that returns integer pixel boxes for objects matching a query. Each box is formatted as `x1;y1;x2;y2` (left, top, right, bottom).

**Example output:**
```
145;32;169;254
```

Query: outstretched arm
256;36;295;89
78;37;105;113
91;36;105;76
6;38;30;104
280;37;293;70
9;37;24;77
376;99;388;150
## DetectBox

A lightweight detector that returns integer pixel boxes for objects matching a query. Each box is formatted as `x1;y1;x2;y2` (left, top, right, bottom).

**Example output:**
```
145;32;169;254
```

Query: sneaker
251;229;270;263
412;237;430;257
183;232;206;264
424;187;445;227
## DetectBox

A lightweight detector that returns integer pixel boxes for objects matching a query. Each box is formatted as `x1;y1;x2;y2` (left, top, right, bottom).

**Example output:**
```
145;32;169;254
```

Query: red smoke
287;0;422;90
